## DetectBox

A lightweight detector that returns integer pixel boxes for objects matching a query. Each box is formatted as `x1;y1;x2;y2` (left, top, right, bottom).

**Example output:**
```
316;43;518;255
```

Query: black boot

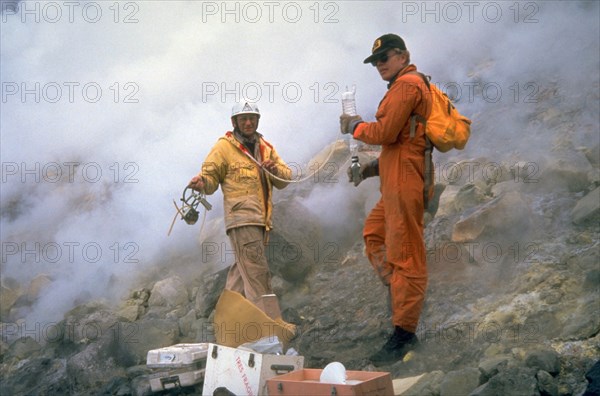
369;326;418;366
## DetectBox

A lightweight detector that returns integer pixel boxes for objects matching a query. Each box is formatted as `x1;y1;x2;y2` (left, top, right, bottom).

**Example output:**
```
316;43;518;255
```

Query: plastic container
146;343;209;369
320;362;347;384
341;86;357;116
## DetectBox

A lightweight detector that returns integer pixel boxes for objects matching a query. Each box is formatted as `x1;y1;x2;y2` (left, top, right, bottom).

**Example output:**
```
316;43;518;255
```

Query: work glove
339;114;363;135
347;159;379;186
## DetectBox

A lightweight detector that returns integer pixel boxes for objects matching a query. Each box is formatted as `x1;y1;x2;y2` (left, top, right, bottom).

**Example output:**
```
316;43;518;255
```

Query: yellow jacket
199;131;291;231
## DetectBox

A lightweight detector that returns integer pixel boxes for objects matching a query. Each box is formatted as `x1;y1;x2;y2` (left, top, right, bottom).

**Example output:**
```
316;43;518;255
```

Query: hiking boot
369;326;418;366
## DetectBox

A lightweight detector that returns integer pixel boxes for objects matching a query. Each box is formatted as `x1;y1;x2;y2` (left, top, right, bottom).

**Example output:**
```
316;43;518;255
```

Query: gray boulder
7;336;42;359
452;191;531;242
66;332;133;394
0;357;69;395
525;348;561;376
440;367;481;396
572;187;600;225
478;355;510;382
536;370;558;396
195;268;227;318
147;276;189;308
122;318;180;364
399;370;445;396
470;367;539;396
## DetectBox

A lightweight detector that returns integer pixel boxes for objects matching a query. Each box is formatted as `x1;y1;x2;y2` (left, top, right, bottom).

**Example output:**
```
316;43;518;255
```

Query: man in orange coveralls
340;34;433;365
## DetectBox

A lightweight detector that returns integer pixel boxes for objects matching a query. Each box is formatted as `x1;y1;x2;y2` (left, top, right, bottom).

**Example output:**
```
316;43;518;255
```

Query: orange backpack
408;72;472;152
405;72;472;209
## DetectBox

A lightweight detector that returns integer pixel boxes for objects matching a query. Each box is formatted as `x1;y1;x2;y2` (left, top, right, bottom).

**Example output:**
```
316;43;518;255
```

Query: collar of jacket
224;130;273;163
233;129;258;146
387;64;418;89
225;131;259;153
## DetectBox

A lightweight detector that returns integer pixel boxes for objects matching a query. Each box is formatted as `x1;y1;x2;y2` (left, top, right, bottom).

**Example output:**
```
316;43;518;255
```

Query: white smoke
1;1;598;325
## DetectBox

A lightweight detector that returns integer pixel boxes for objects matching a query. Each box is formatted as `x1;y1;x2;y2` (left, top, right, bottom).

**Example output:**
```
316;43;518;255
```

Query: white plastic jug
320;361;347;384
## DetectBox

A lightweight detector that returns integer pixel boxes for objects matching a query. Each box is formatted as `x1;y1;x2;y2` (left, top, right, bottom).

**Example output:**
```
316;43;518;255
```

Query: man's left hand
340;114;363;135
346;159;379;186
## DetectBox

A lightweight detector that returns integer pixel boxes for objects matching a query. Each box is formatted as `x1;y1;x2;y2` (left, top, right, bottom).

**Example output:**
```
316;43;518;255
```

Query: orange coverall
353;64;432;333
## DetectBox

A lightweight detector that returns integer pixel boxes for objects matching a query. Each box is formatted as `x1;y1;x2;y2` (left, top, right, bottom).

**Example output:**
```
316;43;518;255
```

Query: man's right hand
188;175;205;192
340;114;363;135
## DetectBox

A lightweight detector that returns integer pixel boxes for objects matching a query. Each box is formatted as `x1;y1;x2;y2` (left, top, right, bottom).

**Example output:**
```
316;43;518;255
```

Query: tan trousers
225;226;273;305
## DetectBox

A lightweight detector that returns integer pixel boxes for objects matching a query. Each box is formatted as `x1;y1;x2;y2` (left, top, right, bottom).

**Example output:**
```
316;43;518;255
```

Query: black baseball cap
363;34;407;64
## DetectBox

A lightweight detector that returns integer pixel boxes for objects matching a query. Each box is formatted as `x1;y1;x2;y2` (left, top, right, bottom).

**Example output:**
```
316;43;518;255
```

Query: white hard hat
231;101;260;118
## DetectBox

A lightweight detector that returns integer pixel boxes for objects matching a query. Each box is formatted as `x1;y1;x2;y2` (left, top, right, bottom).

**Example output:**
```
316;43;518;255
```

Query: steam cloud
1;1;598;325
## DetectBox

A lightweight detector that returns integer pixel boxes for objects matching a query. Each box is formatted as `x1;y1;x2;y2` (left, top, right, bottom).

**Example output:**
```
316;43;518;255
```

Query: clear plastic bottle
341;86;357;116
341;86;361;184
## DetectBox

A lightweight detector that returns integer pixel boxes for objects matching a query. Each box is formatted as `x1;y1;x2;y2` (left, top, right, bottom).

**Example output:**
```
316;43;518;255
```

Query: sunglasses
370;51;397;66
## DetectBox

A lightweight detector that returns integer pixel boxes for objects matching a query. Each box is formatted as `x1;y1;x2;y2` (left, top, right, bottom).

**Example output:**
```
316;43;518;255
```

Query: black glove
339;114;363;135
347;159;379;186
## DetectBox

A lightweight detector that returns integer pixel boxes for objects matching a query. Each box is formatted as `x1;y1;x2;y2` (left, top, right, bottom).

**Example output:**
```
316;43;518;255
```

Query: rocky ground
1;79;599;395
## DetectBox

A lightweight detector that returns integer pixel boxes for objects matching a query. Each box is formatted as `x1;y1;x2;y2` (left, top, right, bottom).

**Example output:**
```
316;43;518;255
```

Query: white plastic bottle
341;86;357;116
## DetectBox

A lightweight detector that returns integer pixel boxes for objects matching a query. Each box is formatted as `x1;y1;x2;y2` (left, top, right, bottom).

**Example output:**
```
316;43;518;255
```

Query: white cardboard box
202;343;304;396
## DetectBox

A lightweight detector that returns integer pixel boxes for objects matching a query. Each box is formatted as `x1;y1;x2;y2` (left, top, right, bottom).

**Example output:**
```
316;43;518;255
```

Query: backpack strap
403;70;431;88
410;114;427;139
405;71;431;140
411;72;434;210
423;136;434;210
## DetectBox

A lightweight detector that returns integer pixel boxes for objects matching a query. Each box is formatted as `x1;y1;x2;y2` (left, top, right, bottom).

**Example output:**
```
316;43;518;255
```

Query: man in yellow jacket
188;101;292;309
340;34;433;365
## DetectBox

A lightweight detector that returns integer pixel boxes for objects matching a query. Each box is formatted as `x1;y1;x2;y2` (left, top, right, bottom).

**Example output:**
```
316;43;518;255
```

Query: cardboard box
266;368;394;396
202;343;304;396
